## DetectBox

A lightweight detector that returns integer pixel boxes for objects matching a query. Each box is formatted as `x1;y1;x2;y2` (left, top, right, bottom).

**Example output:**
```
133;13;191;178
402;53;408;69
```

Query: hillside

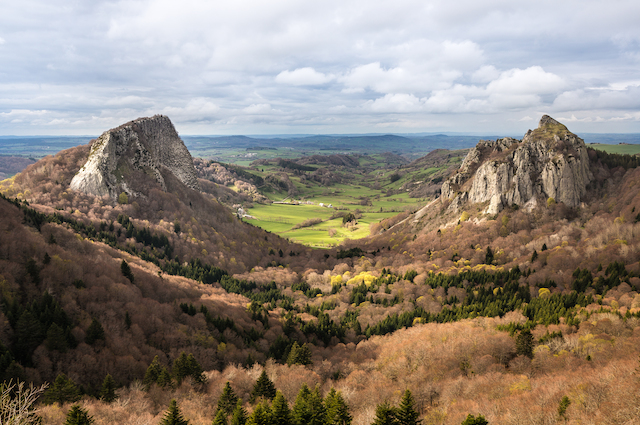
3;115;640;424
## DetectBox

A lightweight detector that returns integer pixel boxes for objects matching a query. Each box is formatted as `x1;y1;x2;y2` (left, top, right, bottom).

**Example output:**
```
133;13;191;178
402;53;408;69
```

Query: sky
1;0;639;136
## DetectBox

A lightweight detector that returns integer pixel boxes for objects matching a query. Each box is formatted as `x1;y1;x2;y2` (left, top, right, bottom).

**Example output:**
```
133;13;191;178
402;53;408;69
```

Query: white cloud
243;103;273;114
276;68;333;86
487;66;565;96
366;94;424;113
1;0;640;134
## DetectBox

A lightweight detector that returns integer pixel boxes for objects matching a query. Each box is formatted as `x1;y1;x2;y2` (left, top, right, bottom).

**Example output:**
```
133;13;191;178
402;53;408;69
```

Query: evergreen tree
484;247;494;265
45;323;68;352
124;311;132;330
271;391;292;425
173;352;205;384
43;373;81;405
64;405;94;425
246;400;272;425
250;370;277;402
143;355;162;389
396;390;420;425
120;259;134;283
99;374;117;403
213;409;228;425
325;388;351;425
460;414;488;425
515;329;534;358
218;382;240;415
558;396;571;421
287;342;312;366
530;250;538;262
160;399;190;425
13;311;43;365
292;384;312;425
85;318;105;345
307;386;326;425
230;400;248;425
157;367;174;388
372;402;397;425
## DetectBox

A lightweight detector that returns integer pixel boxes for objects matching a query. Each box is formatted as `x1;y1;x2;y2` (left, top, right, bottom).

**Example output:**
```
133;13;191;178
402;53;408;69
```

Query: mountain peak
70;115;199;199
441;115;592;213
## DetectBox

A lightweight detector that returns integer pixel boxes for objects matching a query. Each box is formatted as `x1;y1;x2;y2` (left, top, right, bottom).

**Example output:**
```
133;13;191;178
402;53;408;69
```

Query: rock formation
441;115;592;213
70;115;200;199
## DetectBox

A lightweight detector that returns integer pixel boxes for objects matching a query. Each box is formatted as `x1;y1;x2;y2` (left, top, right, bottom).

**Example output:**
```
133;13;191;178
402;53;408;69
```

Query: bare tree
0;380;48;425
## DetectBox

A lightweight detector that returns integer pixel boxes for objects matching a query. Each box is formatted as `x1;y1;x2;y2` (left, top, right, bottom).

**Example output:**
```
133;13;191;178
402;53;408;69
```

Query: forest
2;135;640;424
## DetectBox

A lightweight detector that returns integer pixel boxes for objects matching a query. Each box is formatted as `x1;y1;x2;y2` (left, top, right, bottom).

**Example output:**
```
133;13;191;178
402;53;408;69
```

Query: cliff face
441;115;592;213
70;115;200;199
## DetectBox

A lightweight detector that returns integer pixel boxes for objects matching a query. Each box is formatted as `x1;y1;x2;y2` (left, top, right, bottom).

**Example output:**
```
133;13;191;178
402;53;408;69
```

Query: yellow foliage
460;211;470;222
509;375;531;393
538;288;551;298
346;271;377;286
331;275;344;286
547;197;556;207
614;216;625;224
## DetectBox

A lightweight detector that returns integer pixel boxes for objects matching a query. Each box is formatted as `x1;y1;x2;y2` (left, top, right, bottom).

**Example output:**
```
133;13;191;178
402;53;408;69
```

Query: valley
2;115;640;424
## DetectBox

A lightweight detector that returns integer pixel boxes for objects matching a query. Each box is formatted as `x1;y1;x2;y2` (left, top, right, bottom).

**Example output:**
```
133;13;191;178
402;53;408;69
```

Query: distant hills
3;132;640;159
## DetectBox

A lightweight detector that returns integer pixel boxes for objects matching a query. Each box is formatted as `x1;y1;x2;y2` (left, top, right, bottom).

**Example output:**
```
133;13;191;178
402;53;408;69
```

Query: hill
3;115;640;424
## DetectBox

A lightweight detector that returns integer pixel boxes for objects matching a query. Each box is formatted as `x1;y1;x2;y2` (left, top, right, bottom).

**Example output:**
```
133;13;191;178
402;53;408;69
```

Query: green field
239;156;452;247
589;144;640;155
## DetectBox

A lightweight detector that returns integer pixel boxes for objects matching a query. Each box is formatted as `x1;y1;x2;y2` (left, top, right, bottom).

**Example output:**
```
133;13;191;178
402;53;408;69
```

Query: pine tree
372;402;397;425
230;400;248;425
396;390;420;425
173;352;205;384
558;396;571;421
124;311;132;330
250;371;277;402
143;355;162;389
64;405;94;425
460;414;488;425
515;329;534;358
43;373;81;405
325;388;351;425
287;342;312;366
484;247;494;265
213;409;228;425
85;318;105;345
271;391;292;425
246;400;272;425
120;259;134;283
218;382;240;415
292;384;312;425
99;374;117;403
307;386;326;425
160;399;190;425
157;367;174;388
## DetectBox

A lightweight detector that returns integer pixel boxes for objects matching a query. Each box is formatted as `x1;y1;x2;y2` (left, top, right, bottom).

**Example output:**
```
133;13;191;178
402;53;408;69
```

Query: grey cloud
0;0;639;135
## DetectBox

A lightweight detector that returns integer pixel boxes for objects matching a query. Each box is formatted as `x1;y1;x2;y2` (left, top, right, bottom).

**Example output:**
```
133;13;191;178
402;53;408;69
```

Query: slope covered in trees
4;120;640;424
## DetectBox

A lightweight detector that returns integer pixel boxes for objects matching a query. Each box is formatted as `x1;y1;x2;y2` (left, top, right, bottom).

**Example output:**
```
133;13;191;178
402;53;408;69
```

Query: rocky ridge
441;115;592;213
70;115;200;199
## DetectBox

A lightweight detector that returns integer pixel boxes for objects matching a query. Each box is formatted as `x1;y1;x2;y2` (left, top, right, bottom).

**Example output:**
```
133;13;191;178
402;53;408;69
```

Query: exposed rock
70;115;200;199
441;115;592;212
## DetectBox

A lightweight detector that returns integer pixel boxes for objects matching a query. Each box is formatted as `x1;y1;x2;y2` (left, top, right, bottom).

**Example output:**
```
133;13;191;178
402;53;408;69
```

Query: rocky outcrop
70;115;200;199
441;115;592;213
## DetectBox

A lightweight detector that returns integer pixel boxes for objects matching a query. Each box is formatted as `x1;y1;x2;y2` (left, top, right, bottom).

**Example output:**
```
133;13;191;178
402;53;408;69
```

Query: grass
589;144;640;155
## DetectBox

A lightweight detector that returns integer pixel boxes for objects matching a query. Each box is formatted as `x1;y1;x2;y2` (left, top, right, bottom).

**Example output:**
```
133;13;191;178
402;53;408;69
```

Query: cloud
1;0;640;134
276;68;334;86
243;103;274;114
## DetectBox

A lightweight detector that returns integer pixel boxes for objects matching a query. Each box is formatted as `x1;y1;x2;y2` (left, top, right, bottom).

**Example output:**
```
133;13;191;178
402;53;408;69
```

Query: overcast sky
1;0;639;136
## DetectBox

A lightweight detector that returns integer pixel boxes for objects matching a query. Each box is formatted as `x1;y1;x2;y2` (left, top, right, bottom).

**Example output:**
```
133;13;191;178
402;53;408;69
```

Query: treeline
588;147;640;170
